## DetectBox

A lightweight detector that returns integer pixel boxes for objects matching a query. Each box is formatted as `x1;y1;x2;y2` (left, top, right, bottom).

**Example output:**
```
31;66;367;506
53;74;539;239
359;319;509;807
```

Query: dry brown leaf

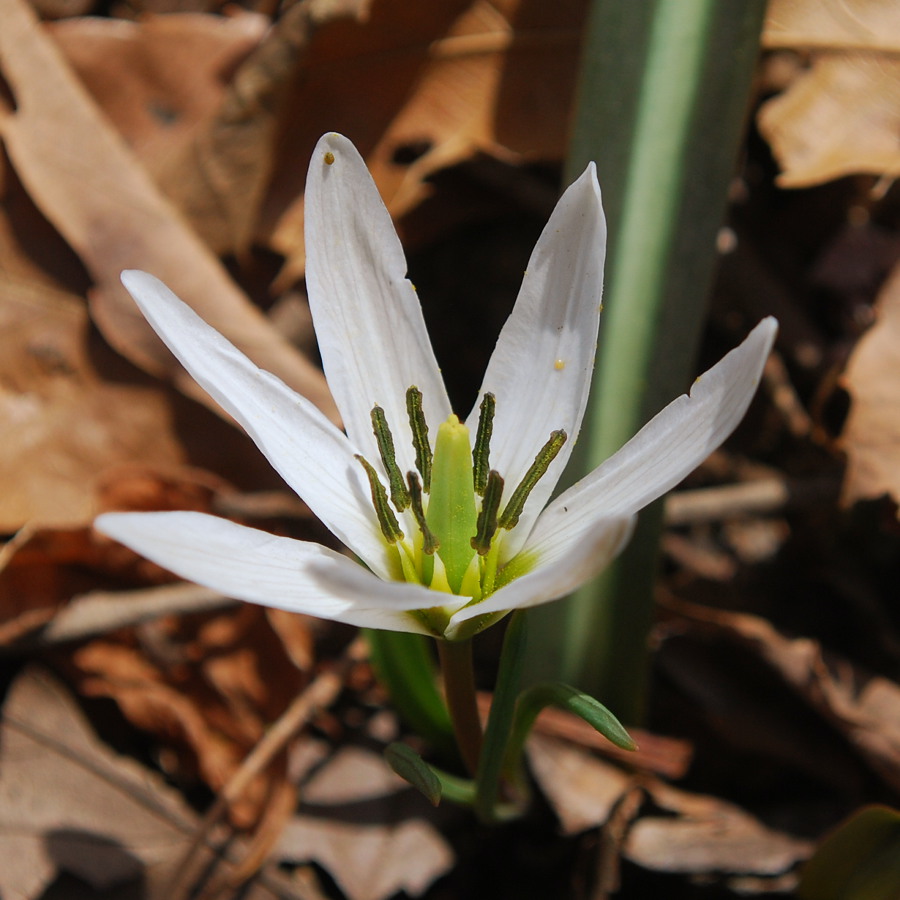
841;259;900;508
0;279;185;531
625;780;813;880
155;0;366;256
765;0;900;52
66;603;311;827
760;0;900;186
527;734;632;835
0;467;230;644
0;666;306;900
0;526;98;644
528;735;811;883
276;747;454;900
0;0;336;420
672;600;900;794
0;665;197;898
50;12;267;170
263;0;588;281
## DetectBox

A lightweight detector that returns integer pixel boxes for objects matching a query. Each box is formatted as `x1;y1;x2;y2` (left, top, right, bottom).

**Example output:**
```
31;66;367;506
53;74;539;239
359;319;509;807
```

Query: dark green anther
472;392;495;496
355;455;404;543
406;471;439;555
371;405;410;511
406;387;433;492
471;469;504;555
498;430;567;530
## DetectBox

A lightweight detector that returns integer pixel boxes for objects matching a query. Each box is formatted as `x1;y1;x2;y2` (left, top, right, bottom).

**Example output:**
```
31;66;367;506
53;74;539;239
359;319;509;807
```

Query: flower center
356;387;566;601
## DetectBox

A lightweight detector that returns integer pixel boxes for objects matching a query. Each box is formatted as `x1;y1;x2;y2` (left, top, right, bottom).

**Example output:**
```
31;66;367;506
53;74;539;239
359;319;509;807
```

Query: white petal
305;134;451;477
95;512;434;634
445;516;634;637
525;318;778;554
120;270;392;578
465;165;606;556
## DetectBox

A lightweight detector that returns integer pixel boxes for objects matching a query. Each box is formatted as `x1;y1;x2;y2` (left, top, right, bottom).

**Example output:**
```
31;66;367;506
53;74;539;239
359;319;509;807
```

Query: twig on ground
2;583;235;653
664;475;839;526
166;635;369;900
763;350;814;438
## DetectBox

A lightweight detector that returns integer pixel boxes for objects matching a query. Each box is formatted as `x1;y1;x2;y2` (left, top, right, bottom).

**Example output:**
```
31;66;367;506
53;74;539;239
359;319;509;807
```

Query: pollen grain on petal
324;151;335;166
554;359;566;371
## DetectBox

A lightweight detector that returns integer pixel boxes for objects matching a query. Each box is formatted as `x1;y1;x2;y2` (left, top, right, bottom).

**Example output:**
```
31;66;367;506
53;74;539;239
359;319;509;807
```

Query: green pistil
407;471;439;555
498;429;567;530
471;469;504;555
371;405;410;511
426;415;478;593
406;387;433;492
358;388;564;603
472;392;495;496
355;455;404;543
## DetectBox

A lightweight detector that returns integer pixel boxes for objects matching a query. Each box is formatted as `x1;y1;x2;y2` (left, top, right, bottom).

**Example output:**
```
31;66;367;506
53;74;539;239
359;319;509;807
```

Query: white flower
95;133;776;642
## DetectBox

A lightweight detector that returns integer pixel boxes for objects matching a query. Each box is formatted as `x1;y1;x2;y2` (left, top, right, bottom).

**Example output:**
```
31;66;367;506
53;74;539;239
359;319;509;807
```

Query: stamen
472;392;495;496
355;455;404;543
371;405;410;510
406;387;433;492
471;469;504;555
498;430;567;530
407;471;439;555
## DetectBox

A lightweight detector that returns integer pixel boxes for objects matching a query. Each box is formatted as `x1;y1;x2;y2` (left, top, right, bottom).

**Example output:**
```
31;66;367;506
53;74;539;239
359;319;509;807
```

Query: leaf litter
0;0;899;897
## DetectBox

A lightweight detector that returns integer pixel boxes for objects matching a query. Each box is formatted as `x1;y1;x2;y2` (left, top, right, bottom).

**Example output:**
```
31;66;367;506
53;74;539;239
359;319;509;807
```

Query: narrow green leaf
384;743;479;807
526;0;769;720
511;683;636;755
799;805;900;900
385;742;442;806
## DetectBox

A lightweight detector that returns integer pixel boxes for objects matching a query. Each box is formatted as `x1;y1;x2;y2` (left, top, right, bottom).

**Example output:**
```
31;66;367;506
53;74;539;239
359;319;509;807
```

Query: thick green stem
524;0;767;720
475;610;530;822
437;638;483;776
365;629;457;762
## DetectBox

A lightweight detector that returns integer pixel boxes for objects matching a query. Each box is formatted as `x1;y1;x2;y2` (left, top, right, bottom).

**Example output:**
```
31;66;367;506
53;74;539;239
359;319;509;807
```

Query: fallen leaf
0;0;336;420
765;0;900;52
154;0;366;256
0;666;309;900
527;735;812;885
0;665;195;898
0;465;236;646
276;746;454;900
841;259;900;509
49;12;267;170
760;0;900;186
261;0;588;281
669;600;900;794
66;602;311;828
0;280;185;531
527;734;632;835
625;780;813;880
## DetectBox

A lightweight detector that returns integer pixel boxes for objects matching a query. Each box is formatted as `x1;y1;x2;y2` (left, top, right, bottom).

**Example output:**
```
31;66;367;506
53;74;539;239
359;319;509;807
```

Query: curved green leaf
799;805;900;900
505;682;635;775
384;742;477;807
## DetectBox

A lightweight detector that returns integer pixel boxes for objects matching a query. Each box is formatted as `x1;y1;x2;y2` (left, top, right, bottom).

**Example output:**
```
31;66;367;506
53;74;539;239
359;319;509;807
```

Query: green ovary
425;415;478;593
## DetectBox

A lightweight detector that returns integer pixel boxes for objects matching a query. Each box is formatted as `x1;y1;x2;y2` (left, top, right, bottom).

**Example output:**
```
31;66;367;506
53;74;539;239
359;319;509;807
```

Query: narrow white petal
526;318;778;553
95;512;433;634
465;165;606;556
120;270;392;578
305;134;451;477
445;517;634;637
